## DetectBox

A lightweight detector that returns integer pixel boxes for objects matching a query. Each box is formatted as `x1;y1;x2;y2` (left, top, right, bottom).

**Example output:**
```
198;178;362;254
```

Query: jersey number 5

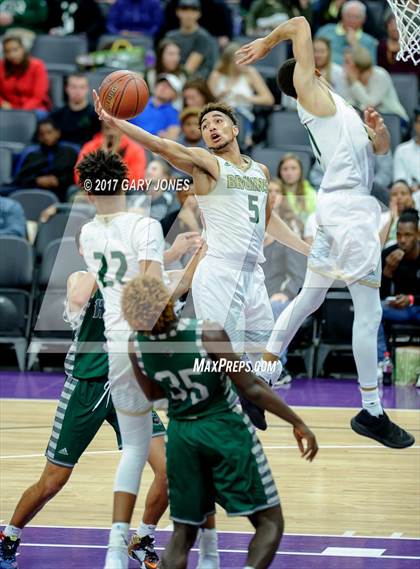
248;195;259;223
93;251;127;287
154;369;209;405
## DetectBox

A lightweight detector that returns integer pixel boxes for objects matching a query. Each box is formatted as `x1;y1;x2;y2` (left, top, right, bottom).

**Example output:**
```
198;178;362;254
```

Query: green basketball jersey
135;319;237;420
65;289;109;380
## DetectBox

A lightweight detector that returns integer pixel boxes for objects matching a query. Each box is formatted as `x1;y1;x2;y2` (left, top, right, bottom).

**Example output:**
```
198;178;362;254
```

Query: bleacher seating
0;237;34;371
10;189;58;222
382;113;402;152
391;73;419;119
48;73;65;109
35;212;91;259
0;147;13;184
31;35;88;74
0;110;37;146
266;111;310;147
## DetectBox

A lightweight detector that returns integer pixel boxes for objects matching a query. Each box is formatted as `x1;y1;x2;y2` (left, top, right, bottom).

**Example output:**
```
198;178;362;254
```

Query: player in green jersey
0;266;167;569
122;275;318;569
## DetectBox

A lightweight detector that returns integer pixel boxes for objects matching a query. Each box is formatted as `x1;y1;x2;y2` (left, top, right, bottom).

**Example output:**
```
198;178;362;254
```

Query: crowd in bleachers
0;0;419;378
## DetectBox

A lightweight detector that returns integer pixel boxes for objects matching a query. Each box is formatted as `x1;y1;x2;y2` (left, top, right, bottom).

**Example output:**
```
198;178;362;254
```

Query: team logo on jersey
226;174;268;193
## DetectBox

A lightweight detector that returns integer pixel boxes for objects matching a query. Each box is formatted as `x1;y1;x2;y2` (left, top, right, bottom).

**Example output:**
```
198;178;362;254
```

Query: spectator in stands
75;122;147;187
0;197;26;238
106;0;163;37
0;36;50;116
382;180;416;248
393;108;420;188
315;0;377;65
50;74;100;147
344;47;408;123
0;119;78;201
128;159;174;221
0;0;48;35
277;154;317;225
246;0;312;34
145;39;188;110
377;12;418;75
129;74;181;139
208;42;274;143
313;37;348;99
159;0;233;49
378;208;420;365
313;0;346;29
46;0;105;51
182;78;216;108
177;107;205;147
165;0;217;79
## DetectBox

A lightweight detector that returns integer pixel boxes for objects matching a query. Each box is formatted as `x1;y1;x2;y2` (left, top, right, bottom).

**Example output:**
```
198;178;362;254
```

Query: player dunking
122;274;318;569
236;17;415;449
93;92;309;432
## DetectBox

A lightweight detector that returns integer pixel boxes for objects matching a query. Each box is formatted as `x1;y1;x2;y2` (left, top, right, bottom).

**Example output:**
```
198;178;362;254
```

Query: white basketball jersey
195;155;268;265
297;91;375;194
80;212;164;333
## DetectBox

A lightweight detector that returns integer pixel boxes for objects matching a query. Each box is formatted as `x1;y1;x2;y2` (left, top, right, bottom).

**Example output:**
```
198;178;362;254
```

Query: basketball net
386;0;420;65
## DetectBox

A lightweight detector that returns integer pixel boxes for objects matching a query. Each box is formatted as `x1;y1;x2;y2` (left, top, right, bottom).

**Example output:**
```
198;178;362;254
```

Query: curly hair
76;149;128;194
199;102;238;129
122;275;176;335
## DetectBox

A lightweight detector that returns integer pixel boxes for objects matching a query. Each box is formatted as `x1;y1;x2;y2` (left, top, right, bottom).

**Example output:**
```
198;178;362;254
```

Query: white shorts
192;255;274;355
107;331;153;416
309;190;381;288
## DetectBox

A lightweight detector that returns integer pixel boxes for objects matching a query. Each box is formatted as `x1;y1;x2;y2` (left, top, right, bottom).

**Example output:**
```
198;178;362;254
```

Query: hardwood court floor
1;400;419;538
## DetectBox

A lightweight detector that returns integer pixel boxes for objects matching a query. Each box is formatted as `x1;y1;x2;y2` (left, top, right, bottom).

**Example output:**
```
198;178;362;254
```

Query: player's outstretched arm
129;340;166;401
167;240;208;299
202;325;318;461
236;17;315;101
364;107;391;155
93;90;218;179
67;271;97;313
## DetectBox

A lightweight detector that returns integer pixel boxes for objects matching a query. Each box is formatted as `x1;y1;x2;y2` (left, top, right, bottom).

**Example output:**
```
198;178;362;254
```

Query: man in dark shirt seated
50;74;100;147
378;208;420;365
0;197;26;238
0;119;79;202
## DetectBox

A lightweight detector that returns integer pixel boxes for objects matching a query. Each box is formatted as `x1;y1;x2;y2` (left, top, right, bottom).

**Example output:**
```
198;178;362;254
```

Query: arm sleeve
374;151;393;189
133;217;165;264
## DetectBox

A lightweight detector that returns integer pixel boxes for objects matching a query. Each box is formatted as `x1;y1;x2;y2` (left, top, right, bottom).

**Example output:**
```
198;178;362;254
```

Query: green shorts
46;375;165;468
166;408;280;525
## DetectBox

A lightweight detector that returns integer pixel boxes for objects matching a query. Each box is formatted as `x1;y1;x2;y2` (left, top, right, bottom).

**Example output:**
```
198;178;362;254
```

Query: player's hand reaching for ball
93;89;116;126
364;107;390;155
293;422;318;461
235;38;271;65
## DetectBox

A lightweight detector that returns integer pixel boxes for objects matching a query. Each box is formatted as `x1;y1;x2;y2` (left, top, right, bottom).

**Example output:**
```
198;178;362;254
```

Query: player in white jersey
236;17;415;449
93;93;310;430
76;150;206;569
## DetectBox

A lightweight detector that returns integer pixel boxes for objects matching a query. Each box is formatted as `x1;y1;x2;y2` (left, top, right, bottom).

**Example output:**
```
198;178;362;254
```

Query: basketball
98;70;149;120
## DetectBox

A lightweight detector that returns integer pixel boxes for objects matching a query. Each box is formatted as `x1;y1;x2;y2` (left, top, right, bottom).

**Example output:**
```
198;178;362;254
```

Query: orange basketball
98;70;149;120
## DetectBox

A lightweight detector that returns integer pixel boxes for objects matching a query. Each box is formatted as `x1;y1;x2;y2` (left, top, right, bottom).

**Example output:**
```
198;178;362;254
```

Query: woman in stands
146;39;188;110
277;153;317;225
208;42;274;144
313;37;348;99
377;12;418;75
0;36;51;117
182;78;215;109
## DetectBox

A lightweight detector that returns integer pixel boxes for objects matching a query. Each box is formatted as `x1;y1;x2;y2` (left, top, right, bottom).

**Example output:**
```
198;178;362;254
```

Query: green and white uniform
135;318;279;525
46;287;164;468
192;156;274;356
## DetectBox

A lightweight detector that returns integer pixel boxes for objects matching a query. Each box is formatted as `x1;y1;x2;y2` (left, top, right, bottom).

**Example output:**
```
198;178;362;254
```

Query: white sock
361;388;383;417
199;528;219;560
109;522;129;546
4;525;22;540
137;522;156;538
244;566;255;569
